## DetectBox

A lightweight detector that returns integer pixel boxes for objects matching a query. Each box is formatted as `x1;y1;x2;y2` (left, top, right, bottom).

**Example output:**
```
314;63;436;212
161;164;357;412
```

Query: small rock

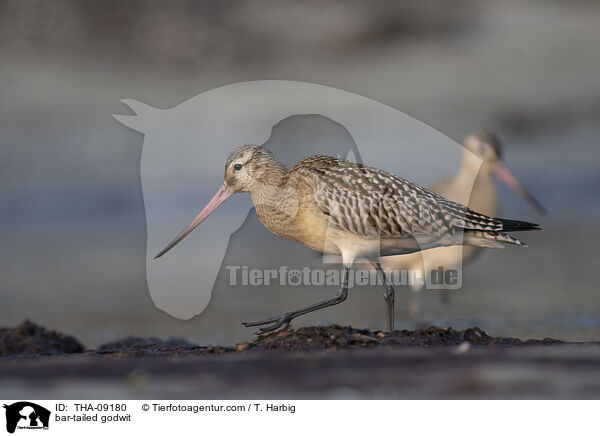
335;336;348;347
453;342;471;355
236;342;250;352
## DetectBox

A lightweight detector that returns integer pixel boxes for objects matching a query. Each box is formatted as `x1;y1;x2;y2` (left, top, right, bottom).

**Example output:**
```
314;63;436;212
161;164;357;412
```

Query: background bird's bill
493;161;547;214
154;184;233;259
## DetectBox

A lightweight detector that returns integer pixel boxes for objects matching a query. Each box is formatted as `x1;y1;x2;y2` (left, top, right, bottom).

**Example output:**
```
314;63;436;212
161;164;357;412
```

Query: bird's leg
409;285;421;322
439;289;452;306
242;266;351;334
371;261;395;332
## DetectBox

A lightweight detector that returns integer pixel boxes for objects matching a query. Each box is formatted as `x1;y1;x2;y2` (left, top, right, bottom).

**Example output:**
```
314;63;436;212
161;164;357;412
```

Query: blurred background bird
381;132;546;322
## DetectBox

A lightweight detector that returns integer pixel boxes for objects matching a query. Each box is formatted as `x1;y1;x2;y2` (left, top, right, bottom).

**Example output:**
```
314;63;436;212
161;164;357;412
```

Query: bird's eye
233;163;242;171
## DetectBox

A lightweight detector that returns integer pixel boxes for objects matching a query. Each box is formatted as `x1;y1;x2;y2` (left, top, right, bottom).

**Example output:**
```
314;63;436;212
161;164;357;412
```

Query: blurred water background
1;0;599;347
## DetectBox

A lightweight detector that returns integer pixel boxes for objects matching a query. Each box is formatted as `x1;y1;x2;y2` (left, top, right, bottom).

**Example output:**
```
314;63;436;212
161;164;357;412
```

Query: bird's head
462;132;546;214
223;144;286;193
463;132;503;166
154;145;286;259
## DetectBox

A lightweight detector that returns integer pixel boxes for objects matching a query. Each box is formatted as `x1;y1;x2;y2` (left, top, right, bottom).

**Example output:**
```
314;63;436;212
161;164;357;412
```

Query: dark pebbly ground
1;320;600;399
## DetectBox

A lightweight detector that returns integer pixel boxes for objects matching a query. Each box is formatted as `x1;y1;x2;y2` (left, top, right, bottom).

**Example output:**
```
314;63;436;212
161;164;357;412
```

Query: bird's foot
242;312;293;334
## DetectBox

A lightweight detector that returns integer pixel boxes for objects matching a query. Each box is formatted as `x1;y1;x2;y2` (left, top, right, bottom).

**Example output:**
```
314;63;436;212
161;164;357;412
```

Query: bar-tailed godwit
155;145;541;333
382;132;546;320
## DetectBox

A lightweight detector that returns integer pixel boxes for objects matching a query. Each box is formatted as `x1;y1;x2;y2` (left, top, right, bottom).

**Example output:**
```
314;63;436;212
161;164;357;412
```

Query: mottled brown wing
290;156;503;239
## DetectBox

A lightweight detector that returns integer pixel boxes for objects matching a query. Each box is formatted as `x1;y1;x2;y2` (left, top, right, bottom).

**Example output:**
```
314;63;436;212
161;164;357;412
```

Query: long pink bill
154;184;233;259
493;162;547;214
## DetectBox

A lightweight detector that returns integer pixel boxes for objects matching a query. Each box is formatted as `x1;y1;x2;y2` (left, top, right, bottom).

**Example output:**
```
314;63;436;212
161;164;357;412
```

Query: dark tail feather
496;218;541;231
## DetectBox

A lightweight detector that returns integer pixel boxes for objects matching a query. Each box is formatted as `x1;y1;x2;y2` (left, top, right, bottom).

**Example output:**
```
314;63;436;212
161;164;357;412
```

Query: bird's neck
460;152;493;181
248;160;301;240
248;158;288;195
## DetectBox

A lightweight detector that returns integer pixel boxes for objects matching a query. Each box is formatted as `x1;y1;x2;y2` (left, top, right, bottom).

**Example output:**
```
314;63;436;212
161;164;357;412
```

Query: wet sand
1;321;600;399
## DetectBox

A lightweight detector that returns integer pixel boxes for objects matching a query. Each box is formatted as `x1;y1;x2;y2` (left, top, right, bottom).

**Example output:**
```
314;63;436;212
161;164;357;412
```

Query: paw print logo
287;270;302;286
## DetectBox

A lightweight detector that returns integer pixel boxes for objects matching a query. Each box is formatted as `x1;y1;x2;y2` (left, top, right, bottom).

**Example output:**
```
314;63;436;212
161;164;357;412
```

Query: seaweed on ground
0;321;571;358
0;320;84;357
